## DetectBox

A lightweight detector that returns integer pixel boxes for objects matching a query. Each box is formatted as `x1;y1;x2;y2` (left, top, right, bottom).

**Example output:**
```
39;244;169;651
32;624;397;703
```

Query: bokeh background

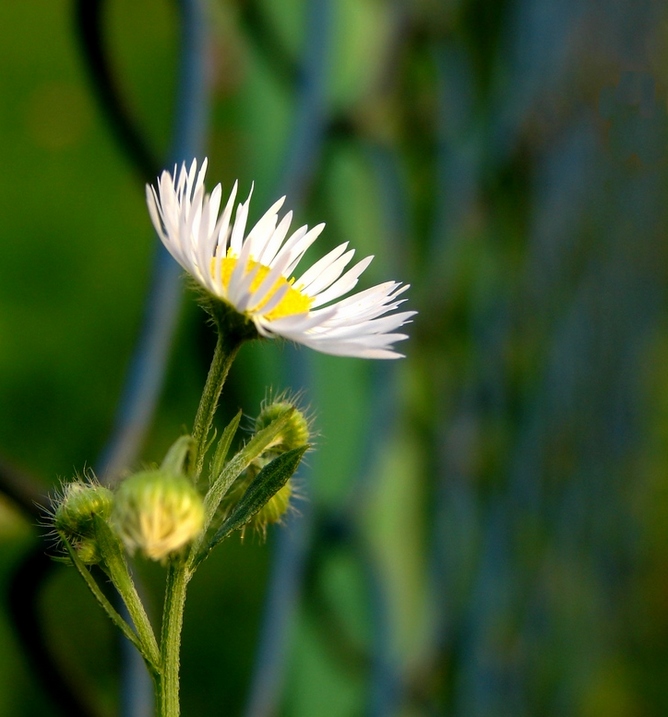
1;0;668;715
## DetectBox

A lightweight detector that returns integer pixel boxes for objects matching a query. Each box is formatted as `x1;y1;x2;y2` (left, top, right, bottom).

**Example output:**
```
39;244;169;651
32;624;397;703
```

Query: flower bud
221;401;309;534
111;471;204;562
74;537;105;565
53;481;114;565
255;400;310;455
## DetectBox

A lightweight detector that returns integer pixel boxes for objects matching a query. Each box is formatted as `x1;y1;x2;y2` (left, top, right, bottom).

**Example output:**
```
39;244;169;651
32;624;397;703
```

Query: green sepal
193;445;308;568
199;292;260;343
61;534;160;677
208;409;242;486
160;435;196;479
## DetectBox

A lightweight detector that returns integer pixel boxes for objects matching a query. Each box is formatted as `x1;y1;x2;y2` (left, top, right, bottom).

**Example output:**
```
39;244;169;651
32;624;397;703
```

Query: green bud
111;471;204;562
73;537;105;565
255;400;310;455
54;481;113;536
52;481;114;565
252;401;308;529
219;400;309;533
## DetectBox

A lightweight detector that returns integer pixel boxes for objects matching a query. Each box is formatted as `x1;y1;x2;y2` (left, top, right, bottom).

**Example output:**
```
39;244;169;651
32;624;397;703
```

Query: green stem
157;315;250;714
108;557;161;669
158;563;191;717
191;331;242;480
63;537;158;673
95;519;161;669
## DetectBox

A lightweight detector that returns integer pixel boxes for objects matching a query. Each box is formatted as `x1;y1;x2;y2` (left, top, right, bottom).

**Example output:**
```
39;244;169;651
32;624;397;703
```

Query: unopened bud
53;481;114;565
221;401;309;533
110;471;204;562
255;401;310;454
74;537;105;565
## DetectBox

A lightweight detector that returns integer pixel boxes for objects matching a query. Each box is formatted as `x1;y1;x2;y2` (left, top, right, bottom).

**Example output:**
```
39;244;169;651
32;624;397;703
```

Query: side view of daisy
146;158;415;359
49;159;417;717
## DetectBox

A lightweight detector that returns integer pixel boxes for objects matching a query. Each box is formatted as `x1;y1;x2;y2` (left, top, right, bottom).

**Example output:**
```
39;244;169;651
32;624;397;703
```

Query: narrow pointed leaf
209;409;242;483
161;434;196;477
200;409;295;530
194;445;308;567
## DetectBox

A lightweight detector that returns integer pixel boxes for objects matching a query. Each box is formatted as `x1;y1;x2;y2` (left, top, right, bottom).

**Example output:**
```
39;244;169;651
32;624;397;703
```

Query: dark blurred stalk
7;1;211;716
239;0;298;88
274;3;332;200
358;145;411;716
0;458;47;519
75;0;160;182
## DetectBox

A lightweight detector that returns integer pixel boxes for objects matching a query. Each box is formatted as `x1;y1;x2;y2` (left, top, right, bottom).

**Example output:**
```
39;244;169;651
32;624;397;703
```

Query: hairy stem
191;331;243;480
157;564;191;717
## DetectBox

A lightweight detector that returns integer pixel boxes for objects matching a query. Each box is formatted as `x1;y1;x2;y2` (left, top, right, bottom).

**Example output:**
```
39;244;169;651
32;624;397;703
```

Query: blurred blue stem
92;2;210;716
243;2;332;714
97;0;209;479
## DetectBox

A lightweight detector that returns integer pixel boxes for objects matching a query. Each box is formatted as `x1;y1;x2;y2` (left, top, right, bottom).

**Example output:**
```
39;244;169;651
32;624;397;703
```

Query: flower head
146;159;415;358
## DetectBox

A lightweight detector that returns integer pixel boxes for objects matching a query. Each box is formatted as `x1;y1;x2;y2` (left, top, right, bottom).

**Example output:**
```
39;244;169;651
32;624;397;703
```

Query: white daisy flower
146;158;415;359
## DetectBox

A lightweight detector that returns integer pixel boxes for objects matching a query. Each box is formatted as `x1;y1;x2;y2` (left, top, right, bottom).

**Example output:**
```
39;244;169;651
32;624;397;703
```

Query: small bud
111;471;204;562
221;400;309;534
252;400;309;529
74;537;105;565
255;400;310;454
53;480;114;565
54;482;114;534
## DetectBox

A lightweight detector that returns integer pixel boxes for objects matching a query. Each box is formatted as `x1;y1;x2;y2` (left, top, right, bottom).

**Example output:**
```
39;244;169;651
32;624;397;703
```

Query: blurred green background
2;0;668;715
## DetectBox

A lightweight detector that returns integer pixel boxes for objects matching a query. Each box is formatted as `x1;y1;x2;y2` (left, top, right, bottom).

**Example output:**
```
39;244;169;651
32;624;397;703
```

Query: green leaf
200;408;295;531
194;445;308;567
208;409;242;484
160;434;196;478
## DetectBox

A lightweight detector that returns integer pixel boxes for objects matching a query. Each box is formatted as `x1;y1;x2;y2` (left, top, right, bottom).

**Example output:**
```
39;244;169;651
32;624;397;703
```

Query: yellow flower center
213;255;312;320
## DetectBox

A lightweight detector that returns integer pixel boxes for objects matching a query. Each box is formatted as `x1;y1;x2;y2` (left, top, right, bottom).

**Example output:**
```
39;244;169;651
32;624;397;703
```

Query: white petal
303;312;415;340
309;255;374;308
258;211;293;265
295;242;349;291
231;264;262;312
283;223;326;276
227;233;255;303
245;195;286;257
260;306;337;333
230;185;252;254
302;249;356;297
145;158;415;360
214;180;239;257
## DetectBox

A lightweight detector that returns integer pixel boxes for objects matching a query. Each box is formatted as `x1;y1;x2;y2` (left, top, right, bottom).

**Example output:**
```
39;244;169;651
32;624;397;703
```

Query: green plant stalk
62;537;159;674
158;562;191;717
191;331;243;480
105;553;161;670
158;321;246;715
95;518;161;669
